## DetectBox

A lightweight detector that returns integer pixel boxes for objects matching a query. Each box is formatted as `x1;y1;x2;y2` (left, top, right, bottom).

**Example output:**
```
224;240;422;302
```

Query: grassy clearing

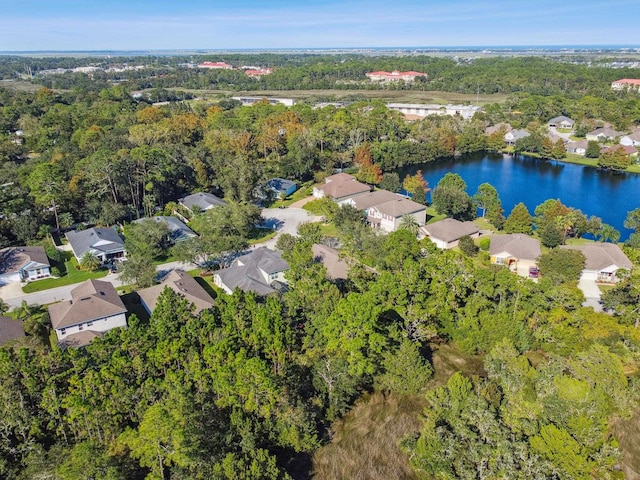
22;259;108;293
312;392;423;480
425;206;446;224
312;344;484;479
248;228;277;245
0;79;46;93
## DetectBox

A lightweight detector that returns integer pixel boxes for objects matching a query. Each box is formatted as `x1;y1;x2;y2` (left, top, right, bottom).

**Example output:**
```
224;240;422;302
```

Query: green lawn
22;259;108;293
318;222;339;237
425;206;446;224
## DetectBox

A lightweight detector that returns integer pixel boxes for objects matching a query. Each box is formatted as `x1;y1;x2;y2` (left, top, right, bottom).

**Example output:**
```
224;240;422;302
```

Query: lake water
397;153;640;239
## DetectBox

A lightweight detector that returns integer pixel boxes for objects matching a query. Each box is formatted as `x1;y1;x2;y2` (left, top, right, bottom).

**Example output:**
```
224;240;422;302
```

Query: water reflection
396;153;640;239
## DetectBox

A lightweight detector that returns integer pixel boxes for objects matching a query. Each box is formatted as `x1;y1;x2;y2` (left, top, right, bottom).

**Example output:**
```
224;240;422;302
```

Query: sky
0;0;639;51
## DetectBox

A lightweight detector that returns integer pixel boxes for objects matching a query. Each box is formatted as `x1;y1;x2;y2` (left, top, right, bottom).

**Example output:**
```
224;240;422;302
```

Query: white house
566;140;589;156
547;116;575;129
419;218;480;249
0;246;51;285
505;129;530;146
586;127;622;142
367;198;426;233
620;131;640;147
386;103;482;120
366;70;427;82
48;279;128;347
563;243;633;283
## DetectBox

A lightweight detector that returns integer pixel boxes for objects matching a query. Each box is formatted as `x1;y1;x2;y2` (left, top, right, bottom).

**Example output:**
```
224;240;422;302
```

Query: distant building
586;127;622;142
566;140;589;156
231;96;296;107
245;68;272;77
198;61;233;70
620;131;640;147
48;279;127;347
386;103;482;120
611;79;640;91
366;70;427;82
505;129;531;146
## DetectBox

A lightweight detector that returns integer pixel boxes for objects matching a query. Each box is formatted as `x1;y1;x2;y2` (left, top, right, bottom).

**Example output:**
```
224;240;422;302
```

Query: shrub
459;236;479;257
479;237;491;251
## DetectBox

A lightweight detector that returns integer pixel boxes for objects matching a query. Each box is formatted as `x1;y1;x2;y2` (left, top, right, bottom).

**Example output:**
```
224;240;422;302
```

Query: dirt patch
612;412;640;479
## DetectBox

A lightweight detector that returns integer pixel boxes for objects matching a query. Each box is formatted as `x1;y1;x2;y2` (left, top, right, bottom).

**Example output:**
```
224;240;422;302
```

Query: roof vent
80;297;92;301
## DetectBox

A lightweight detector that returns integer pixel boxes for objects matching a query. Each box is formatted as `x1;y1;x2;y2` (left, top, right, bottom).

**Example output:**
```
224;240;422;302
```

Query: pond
397;153;640;239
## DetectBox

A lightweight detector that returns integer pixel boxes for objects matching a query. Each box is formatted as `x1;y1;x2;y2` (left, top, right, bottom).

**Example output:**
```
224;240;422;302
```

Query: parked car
529;266;539;278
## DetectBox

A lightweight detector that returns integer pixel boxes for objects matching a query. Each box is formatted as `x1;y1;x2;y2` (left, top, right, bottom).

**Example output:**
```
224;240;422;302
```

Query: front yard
22;257;108;293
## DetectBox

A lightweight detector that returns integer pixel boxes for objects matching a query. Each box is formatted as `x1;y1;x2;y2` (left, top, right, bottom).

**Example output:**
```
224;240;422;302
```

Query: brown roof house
138;270;214;314
562;243;632;283
367;198;426;233
0;246;51;285
214;247;289;295
312;244;350;280
490;234;541;277
0;315;25;346
48;279;127;347
586;127;622;142
341;189;401;211
312;173;372;203
420;218;480;249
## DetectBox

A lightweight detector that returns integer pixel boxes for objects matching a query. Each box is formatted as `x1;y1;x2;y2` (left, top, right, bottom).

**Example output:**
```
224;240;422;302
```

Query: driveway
578;277;603;312
259;207;322;249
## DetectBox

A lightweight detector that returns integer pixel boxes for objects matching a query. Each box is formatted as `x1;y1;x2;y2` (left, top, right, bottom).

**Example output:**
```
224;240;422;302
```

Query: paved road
1;260;196;310
258;206;322;249
0;205;319;310
578;277;603;312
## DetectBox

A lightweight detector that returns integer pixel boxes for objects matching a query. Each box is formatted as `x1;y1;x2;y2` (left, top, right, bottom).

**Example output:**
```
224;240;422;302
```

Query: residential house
611;79;640;91
566;140;589;156
367;198;426;233
265;178;297;199
133;216;196;243
214;247;289;295
547;116;575;129
0;316;25;346
505;129;530;146
586;127;622;142
562;243;632;282
490;234;541;277
179;192;226;212
600;144;638;159
137;270;214;314
340;189;400;210
312;244;350;280
312;174;371;202
484;123;512;136
66;227;125;264
419;218;480;249
48;279;128;347
0;246;51;285
245;68;272;77
620;131;640;147
366;70;427;82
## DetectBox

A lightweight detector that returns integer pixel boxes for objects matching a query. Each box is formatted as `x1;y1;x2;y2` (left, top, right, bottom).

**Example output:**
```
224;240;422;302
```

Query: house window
60;329;66;335
495;257;505;265
78;325;84;331
87;322;93;327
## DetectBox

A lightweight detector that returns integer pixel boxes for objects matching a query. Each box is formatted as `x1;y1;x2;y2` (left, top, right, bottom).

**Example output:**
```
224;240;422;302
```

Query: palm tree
80;251;101;271
399;214;420;235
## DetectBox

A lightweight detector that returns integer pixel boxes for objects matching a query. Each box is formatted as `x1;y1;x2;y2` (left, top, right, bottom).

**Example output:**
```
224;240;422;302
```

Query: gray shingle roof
422;218;480;243
350;190;401;211
133;216;196;243
548;115;574;125
48;279;127;329
0;315;25;345
371;198;425;218
490;234;541;261
137;270;214;314
180;192;226;211
216;247;289;295
0;246;50;275
65;228;124;259
266;178;297;194
563;243;632;271
312;244;349;280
